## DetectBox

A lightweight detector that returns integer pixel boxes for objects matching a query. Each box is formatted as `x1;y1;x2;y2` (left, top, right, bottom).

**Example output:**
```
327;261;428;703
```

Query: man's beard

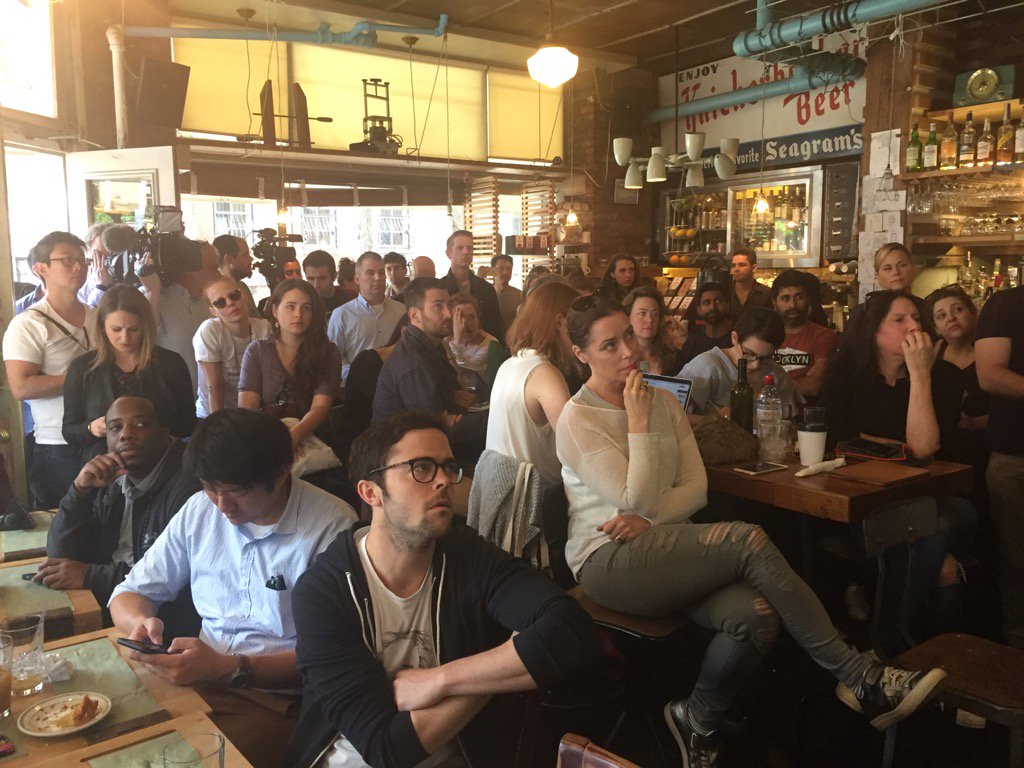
702;310;724;326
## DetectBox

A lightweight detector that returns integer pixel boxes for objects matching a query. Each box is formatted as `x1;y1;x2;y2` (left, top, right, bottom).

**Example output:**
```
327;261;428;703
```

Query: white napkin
43;651;73;682
793;457;846;477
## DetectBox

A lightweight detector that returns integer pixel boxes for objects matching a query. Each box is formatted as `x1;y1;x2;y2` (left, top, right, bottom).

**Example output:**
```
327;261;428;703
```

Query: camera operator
81;222;115;307
140;242;219;394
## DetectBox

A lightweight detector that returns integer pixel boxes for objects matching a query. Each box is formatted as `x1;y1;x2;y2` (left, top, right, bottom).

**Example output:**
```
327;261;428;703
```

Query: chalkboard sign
822;161;860;263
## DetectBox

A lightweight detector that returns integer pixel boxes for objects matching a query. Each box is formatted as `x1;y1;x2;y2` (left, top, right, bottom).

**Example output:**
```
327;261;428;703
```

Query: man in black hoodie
284;413;602;768
37;396;200;637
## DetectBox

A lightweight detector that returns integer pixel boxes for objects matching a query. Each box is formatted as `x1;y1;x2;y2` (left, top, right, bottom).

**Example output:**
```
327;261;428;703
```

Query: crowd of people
2;224;1021;768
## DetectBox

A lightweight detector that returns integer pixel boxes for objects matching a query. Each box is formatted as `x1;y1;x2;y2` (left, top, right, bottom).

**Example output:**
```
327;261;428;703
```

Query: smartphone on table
733;462;788;476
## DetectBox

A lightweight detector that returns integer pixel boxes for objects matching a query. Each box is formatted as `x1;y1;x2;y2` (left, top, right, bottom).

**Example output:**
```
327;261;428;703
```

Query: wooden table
2;628;211;767
706;459;974;525
0;558;101;640
0;512;53;563
32;712;253;767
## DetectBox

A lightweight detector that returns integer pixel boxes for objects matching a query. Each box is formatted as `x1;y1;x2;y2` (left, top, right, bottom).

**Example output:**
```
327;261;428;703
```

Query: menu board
823;161;860;263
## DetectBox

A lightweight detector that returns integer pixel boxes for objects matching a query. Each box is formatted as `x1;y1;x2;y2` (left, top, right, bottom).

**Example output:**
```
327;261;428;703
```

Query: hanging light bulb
565;209;579;226
754;190;770;214
528;0;579;88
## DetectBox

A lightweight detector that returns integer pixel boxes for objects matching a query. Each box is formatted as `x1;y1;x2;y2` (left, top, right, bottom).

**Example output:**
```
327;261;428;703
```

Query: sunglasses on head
569;294;599;313
211;289;242;309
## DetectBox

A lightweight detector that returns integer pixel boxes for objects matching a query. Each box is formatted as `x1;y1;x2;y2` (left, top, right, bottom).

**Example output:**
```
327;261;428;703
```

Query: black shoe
836;665;948;731
663;699;719;768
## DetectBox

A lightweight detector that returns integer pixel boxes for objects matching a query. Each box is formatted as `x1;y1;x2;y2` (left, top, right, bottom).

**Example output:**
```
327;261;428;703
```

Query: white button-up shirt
110;479;356;657
157;283;212;394
327;294;406;382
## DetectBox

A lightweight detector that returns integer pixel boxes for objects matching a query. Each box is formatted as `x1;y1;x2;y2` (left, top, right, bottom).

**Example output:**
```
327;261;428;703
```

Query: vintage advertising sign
658;29;867;170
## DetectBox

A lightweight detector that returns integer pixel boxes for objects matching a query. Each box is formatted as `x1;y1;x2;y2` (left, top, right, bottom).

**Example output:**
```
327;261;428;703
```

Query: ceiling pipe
733;0;939;57
644;52;865;125
106;25;130;149
121;13;448;48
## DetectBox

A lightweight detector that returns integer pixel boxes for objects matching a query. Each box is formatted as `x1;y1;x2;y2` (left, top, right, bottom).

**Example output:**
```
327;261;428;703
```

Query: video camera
252;227;304;283
101;206;204;285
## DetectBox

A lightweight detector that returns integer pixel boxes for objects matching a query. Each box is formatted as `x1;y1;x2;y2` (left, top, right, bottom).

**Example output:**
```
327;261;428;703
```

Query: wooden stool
557;733;641;768
898;633;1024;767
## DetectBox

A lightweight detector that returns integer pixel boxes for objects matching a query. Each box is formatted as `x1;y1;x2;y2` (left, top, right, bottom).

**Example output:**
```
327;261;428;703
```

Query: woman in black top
63;285;196;460
926;285;989;468
595;254;642;304
821;290;977;655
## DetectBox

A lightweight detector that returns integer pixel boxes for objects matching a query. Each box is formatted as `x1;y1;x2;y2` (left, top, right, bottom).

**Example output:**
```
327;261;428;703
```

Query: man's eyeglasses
211;289;243;309
48;256;88;269
739;344;775;364
367;457;464;485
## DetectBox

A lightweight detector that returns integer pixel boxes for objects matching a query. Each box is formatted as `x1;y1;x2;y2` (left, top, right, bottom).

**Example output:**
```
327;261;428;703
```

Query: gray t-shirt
679;346;801;415
238;337;341;415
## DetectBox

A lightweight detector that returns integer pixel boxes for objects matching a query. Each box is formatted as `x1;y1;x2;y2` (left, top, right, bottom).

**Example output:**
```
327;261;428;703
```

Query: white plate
17;691;112;737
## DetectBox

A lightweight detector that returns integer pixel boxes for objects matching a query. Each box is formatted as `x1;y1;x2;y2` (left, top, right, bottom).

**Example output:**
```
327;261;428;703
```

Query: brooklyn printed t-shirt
774;322;838;381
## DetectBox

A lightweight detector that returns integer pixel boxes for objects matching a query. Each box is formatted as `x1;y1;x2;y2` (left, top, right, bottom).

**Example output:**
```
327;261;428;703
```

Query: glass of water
163;733;225;768
5;614;45;697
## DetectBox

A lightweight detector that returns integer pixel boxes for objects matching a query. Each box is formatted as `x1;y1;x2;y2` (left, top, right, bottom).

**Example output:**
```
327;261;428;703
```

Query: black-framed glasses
367;457;464;485
739;343;775;364
48;255;88;269
211;289;243;309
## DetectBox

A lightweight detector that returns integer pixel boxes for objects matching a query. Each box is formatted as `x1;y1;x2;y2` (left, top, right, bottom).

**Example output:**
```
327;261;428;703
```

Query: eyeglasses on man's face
48;255;88;269
368;457;464;485
211;289;243;309
739;343;775;364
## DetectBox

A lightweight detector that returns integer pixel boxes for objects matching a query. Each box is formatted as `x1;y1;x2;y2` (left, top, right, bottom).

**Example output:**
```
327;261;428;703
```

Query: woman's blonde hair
92;284;156;372
873;242;911;273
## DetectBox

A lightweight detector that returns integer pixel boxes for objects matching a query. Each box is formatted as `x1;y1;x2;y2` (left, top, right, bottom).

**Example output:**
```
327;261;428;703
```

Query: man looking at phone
282;414;601;768
41;396;200;637
109;409;357;768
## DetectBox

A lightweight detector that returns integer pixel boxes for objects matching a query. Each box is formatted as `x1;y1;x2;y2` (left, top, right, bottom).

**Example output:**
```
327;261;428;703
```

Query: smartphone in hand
116;637;173;655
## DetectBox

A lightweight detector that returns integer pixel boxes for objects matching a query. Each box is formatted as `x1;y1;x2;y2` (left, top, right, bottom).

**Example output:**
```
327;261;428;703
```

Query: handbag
692;414;758;466
281;417;343;477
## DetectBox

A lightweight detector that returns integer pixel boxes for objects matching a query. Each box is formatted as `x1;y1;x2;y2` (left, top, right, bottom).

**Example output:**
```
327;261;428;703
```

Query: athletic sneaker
663;699;719;768
835;665;948;731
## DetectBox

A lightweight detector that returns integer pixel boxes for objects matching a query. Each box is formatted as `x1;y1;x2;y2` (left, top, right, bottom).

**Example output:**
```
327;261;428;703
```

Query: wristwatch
226;653;253;688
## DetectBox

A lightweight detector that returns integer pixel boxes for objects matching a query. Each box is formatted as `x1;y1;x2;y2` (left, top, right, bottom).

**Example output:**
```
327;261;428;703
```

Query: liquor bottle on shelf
781;186;791;219
773;188;784;220
923;123;939;170
940;115;959;170
977;118;995;167
1015;118;1024;164
906;125;922;172
959;111;977;168
997;103;1015;166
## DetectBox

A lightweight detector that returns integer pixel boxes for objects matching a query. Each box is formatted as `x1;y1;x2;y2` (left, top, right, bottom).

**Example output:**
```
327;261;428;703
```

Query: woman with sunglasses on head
486;281;579;485
679;306;801;420
63;285;196;461
623;285;678;375
239;279;341;449
194;276;272;417
556;295;948;766
821;290;977;654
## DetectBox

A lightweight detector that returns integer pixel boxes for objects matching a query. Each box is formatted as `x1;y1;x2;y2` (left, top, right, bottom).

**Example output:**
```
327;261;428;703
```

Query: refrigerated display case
660;165;824;269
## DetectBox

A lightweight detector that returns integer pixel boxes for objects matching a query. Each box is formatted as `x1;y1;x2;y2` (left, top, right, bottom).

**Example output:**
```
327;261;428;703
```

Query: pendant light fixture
528;0;579;88
753;62;770;216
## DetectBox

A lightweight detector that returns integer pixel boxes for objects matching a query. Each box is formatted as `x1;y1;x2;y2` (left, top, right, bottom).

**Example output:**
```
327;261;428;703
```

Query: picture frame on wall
613;179;640;205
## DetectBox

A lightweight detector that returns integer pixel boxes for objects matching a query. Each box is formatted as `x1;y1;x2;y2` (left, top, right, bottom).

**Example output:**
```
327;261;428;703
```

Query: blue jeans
852;495;977;656
29;442;81;509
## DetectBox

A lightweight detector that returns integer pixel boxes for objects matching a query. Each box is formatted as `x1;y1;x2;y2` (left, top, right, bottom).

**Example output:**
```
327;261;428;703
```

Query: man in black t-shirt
676;282;733;371
976;286;1024;649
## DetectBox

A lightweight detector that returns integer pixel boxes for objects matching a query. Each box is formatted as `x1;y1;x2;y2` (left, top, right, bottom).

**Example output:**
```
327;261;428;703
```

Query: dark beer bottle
730;358;754;432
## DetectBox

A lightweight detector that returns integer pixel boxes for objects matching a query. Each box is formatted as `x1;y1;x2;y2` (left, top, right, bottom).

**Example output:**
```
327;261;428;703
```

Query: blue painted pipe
123;13;448;48
733;0;938;56
644;54;865;124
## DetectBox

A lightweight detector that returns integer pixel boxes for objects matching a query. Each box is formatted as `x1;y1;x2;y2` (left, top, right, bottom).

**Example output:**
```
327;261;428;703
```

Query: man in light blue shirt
109;409;356;768
327;251;405;382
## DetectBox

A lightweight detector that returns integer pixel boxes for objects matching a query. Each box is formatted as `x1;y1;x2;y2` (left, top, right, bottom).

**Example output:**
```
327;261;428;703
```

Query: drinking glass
5;614;45;697
163;733;225;768
0;634;12;718
758;420;789;464
798;406;827;466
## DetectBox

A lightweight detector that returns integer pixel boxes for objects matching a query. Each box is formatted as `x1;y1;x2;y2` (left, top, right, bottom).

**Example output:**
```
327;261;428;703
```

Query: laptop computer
642;373;693;411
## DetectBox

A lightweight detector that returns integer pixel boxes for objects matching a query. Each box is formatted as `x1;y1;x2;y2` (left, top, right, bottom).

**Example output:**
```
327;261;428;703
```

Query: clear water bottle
756;374;783;428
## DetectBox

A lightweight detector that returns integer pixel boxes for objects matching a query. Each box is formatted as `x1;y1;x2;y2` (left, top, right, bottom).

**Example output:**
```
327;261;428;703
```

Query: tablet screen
642;374;692;411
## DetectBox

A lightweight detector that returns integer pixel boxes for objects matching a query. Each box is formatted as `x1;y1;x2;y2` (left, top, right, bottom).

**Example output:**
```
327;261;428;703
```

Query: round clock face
967;68;1000;99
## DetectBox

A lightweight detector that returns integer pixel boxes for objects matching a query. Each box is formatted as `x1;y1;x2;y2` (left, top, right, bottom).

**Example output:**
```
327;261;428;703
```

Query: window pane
0;0;56;117
4;145;67;284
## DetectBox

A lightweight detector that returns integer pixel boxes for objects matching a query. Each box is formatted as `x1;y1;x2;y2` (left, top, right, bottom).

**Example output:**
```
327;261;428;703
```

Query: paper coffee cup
797;428;827;466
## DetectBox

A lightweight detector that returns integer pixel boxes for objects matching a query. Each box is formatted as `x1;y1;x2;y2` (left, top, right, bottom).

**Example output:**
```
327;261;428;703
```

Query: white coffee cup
797;427;827;466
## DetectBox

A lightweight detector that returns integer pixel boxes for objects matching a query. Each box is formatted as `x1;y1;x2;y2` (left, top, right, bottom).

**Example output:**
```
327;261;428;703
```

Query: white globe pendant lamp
528;0;579;89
